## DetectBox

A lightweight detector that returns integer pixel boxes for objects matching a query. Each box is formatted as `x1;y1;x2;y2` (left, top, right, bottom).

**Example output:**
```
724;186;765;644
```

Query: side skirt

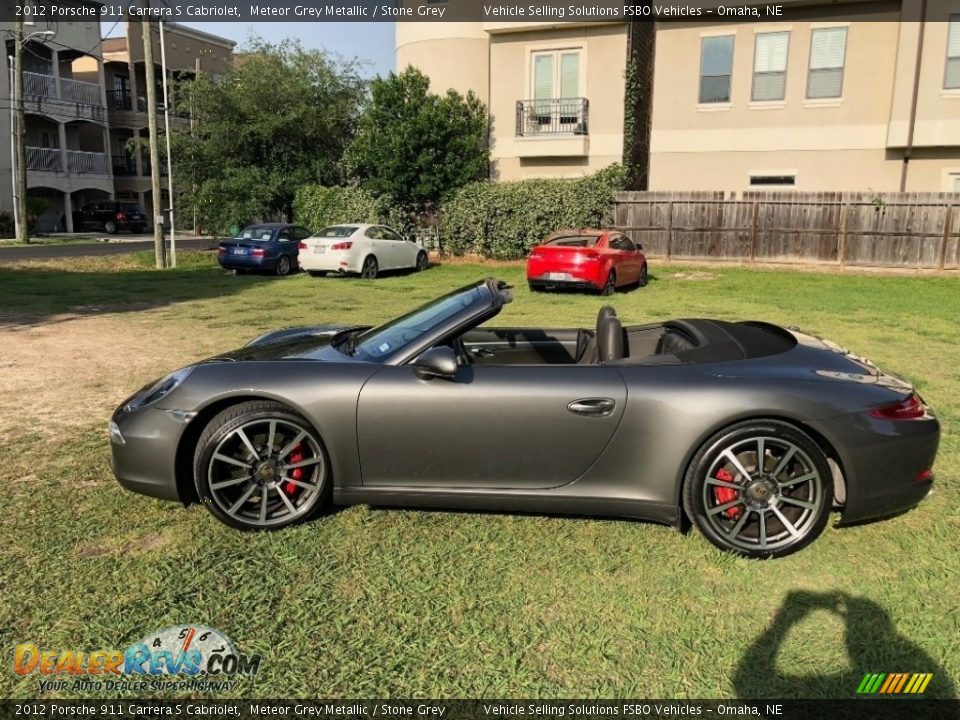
334;487;681;528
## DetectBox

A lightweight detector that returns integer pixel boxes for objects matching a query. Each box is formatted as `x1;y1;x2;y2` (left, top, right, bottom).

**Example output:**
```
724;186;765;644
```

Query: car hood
211;324;368;362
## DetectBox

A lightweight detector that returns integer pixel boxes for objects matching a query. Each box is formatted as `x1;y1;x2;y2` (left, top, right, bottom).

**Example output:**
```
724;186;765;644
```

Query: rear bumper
218;254;273;270
528;275;602;291
817;412;940;524
299;250;360;273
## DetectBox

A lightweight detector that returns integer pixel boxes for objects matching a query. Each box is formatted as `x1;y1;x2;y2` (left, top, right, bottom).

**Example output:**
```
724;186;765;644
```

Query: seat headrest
598;315;625;363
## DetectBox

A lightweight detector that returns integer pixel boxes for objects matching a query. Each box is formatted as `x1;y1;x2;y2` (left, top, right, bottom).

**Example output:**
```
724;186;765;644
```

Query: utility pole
142;19;165;268
13;19;28;244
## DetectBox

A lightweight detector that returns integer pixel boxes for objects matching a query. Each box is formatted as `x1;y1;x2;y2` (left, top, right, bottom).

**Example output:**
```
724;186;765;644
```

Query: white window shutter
810;27;847;69
755;32;789;72
533;55;553;100
948;18;960;59
559;53;579;98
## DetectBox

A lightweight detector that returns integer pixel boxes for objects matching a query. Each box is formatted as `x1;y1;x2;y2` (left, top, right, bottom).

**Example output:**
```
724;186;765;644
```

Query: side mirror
637;244;643;251
412;346;458;380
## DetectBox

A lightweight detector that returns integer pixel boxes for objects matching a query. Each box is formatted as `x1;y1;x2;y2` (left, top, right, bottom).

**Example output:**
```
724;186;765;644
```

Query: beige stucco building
396;1;960;192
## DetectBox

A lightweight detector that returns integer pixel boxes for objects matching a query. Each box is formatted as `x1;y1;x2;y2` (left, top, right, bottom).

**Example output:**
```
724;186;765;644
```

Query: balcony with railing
110;89;191;122
24;72;57;99
514;98;590;158
26;147;62;173
26;146;109;176
60;77;102;105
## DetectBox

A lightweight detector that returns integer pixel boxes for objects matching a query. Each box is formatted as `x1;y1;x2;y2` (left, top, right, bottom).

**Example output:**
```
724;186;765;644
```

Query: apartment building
396;1;960;192
1;11;234;233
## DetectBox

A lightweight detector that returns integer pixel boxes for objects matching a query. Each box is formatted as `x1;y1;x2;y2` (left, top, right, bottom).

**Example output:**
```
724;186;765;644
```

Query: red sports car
526;229;648;295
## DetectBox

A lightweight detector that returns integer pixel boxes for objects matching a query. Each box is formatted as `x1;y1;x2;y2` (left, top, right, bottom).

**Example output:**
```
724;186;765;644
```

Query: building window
532;49;581;101
521;49;585;134
699;36;734;103
808;27;847;98
753;31;790;101
750;174;796;187
947;15;960;89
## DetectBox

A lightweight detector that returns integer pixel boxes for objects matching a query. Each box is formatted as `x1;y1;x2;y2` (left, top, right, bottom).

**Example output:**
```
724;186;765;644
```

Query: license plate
545;272;570;281
314;246;326;254
232;248;247;256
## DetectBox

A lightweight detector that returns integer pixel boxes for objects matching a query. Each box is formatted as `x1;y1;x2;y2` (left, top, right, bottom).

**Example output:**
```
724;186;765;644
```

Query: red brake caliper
283;445;304;495
712;467;741;519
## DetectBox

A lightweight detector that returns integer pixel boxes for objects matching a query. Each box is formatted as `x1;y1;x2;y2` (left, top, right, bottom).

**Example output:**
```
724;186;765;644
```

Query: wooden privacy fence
614;191;960;270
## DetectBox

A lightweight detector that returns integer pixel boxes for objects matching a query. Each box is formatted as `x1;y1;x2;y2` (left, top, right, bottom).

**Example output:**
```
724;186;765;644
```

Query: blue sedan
217;223;313;276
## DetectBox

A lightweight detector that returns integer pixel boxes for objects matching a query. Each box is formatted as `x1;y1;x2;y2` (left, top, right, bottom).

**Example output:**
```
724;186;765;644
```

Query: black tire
682;419;832;559
307;270;327;278
360;255;378;279
193;400;330;530
131;225;145;234
600;271;616;296
638;263;648;288
415;251;428;272
275;255;292;277
104;220;117;234
528;283;543;293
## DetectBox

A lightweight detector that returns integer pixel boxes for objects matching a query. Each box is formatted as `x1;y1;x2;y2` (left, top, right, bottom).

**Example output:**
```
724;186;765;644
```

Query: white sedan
298;224;429;279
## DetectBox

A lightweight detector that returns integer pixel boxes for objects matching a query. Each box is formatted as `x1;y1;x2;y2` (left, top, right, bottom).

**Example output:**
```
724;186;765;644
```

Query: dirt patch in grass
0;310;208;442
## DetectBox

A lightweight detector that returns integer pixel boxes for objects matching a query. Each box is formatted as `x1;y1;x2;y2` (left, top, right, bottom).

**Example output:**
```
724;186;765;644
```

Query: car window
545;235;600;248
292;226;312;241
278;229;293;242
610;235;636;251
236;228;275;241
379;227;402;241
313;226;357;238
364;227;382;239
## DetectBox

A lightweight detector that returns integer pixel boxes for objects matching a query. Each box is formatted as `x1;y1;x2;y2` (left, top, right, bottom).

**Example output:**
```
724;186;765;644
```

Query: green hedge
440;164;626;259
293;185;407;233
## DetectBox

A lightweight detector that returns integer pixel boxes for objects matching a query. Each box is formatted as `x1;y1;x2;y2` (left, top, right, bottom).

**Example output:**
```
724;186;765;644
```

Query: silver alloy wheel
277;256;291;276
701;436;823;552
361;256;378;279
206;418;325;528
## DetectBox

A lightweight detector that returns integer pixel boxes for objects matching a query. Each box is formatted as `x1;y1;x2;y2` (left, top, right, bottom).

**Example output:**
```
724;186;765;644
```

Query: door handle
470;347;496;358
567;398;616;416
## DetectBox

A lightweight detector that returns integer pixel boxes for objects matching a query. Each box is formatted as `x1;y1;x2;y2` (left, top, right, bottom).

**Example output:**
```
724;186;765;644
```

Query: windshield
234;227;275;241
350;285;487;362
314;226;358;238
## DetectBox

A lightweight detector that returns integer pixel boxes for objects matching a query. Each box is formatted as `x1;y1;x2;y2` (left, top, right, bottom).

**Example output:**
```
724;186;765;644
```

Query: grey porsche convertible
111;279;939;558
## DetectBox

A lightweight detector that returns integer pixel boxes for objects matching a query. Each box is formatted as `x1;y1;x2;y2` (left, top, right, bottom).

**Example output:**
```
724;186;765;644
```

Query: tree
173;37;366;234
346;67;488;218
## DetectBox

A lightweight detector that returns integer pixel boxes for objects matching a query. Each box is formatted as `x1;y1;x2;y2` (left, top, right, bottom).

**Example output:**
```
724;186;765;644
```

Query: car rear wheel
276;255;292;277
104;220;117;234
415;251;428;272
193;401;330;530
601;271;616;296
307;270;327;278
361;255;378;279
683;420;832;558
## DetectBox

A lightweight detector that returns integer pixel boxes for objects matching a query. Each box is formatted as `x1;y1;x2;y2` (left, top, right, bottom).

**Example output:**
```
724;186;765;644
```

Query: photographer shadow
732;590;956;700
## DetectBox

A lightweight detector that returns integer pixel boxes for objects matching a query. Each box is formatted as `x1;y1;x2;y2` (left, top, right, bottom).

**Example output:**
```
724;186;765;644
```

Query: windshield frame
344;280;505;365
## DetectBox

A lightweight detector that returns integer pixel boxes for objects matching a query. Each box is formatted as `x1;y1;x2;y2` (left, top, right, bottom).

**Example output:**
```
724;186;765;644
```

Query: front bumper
817;412;940;524
110;404;192;502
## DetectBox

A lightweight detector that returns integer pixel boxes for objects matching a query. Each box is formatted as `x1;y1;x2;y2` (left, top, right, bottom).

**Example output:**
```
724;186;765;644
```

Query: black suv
75;202;147;234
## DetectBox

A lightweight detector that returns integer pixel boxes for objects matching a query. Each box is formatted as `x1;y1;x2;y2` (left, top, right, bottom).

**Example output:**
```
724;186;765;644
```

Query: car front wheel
193;401;330;530
683;420;832;558
415;251;428;272
638;264;648;287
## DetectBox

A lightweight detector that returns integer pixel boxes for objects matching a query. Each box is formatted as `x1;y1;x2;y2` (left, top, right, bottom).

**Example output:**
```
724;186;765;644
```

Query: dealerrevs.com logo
13;625;261;693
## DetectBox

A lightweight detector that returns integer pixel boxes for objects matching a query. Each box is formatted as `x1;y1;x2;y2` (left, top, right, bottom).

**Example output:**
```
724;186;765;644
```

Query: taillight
915;469;933;483
251;248;265;257
116;211;126;221
298;242;307;250
331;241;352;250
218;246;226;255
868;394;925;420
528;251;542;261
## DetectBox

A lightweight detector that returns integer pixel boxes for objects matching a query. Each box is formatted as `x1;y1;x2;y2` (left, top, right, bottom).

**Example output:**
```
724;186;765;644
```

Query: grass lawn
0;251;957;699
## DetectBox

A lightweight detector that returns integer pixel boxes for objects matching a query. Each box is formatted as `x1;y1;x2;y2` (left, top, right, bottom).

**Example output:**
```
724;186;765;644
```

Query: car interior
456;306;796;367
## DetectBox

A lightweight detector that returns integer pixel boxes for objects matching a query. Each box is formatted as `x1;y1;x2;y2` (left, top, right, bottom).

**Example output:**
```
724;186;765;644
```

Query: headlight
125;367;194;410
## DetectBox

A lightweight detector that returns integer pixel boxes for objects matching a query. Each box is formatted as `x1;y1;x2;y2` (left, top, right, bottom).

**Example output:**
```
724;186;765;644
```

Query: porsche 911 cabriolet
110;279;939;558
